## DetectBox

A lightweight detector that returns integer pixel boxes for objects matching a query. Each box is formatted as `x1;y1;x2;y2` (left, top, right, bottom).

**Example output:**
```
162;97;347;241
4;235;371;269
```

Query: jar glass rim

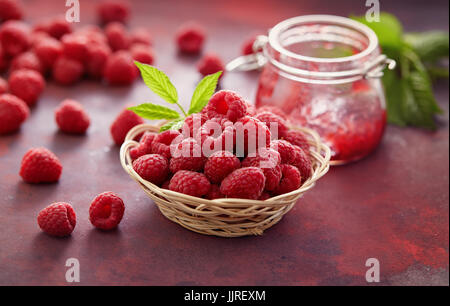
268;15;379;63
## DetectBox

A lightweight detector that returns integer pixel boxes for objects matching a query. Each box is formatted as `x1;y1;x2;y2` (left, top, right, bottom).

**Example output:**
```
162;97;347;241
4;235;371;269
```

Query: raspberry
8;69;45;106
169;170;211;197
37;202;76;237
20;147;62;183
197;53;224;78
291;145;312;183
274;164;301;195
204;90;248;122
103;50;137;85
204;150;240;184
0;20;30;57
86;42;111;79
241;148;282;191
151;130;182;159
0;77;8;94
259;192;271;200
255;111;289;138
105;22;130;51
281;129;310;153
110;107;144;146
220;167;265;200
55;99;90;134
241;35;259;55
161;179;171;189
196;119;235;156
97;0;130;24
245;101;256;117
129;131;156;160
79;25;108;45
10;51;44;74
52;56;84;85
270;139;296;164
0;45;7;72
169;138;205;173
61;33;89;62
234;116;271;156
0;0;23;21
205;184;224;200
130;27;152;46
33;37;63;69
181;113;208;137
256;106;287;120
175;22;205;54
131;44;154;66
47;16;72;39
132;154;169;185
89;192;125;230
0;93;29;134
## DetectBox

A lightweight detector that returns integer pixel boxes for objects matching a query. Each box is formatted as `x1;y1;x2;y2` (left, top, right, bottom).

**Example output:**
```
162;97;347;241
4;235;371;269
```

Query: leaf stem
175;102;188;117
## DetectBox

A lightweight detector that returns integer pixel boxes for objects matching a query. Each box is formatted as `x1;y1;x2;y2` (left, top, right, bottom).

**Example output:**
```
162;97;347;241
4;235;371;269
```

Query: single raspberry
0;20;30;57
270;139;296;164
169;138;205;173
205;184;224;200
256;106;287;120
52;56;84;85
204;150;240;184
255;111;289;138
8;69;45;106
204;90;248;122
281;129;310;153
197;53;224;78
85;42;111;79
175;22;205;54
274;164;301;195
61;33;89;62
33;36;63;69
77;25;108;45
31;22;50;36
130;27;152;46
89;191;125;230
169;170;211;197
129;131;156;160
291;145;312;183
20;147;62;183
151;129;182;159
47;16;72;39
131;44;154;66
103;50;137;85
110;108;144;146
55;99;90;134
196;119;235;156
241;148;282;191
0;0;24;21
241;35;260;55
181;113;208;137
97;0;130;24
105;22;130;51
234;116;271;156
258;192;271;201
0;93;29;134
161;179;171;189
10;51;44;74
37;202;76;237
0;77;8;94
0;44;8;72
133;154;169;185
220;167;266;200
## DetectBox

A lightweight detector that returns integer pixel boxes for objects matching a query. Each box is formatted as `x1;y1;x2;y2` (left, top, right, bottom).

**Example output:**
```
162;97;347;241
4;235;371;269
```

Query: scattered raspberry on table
54;99;90;134
19;147;62;183
89;192;125;230
37;202;76;237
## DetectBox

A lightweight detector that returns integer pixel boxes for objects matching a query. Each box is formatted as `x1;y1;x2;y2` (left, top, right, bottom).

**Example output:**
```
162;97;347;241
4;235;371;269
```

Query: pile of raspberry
130;90;313;200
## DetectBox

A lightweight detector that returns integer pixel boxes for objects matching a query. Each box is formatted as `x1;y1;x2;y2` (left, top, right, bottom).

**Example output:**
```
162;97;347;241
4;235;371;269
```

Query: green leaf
404;31;449;63
382;69;407;126
134;62;178;104
159;118;185;132
188;71;222;115
128;103;180;120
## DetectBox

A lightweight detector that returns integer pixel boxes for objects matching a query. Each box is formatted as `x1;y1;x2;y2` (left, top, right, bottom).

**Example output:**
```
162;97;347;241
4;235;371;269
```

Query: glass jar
227;15;395;165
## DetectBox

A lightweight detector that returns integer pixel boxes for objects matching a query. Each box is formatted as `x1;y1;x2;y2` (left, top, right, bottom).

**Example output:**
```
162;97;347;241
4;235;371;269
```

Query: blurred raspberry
255;111;288;138
241;35;260;55
10;51;44;74
204;150;240;184
129;131;156;160
131;44;154;67
89;192;125;230
20;147;62;183
33;37;63;69
291;145;312;183
245;101;256;116
133;154;169;185
196;119;235;156
61;33;89;62
169;138;205;173
86;43;111;79
110;107;144;146
234;116;271;156
37;202;76;237
151;129;182;159
0;45;7;72
282;129;310;153
130;27;152;46
0;93;29;134
205;184;224;200
0;0;23;21
55;99;90;134
103;50;137;85
0;20;30;57
97;0;130;24
258;192;271;200
175;22;205;54
169;170;211;197
8;69;45;106
274;164;301;195
105;22;130;51
52;56;84;85
256;106;287;120
197;53;224;78
220;167;265;200
47;16;72;39
0;77;8;94
270;139;296;164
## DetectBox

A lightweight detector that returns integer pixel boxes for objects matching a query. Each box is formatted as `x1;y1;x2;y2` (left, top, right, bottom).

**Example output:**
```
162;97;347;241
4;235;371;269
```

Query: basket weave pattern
120;123;331;237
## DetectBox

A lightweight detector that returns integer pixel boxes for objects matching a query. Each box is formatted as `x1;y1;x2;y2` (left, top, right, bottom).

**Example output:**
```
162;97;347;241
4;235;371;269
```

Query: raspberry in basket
169;170;211;197
129;131;156;160
204;90;248;122
20;147;62;183
37;202;76;237
291;145;312;183
8;69;45;106
234;116;271;156
0;93;29;135
103;50;137;85
0;0;24;21
52;56;84;85
220;167;266;200
196;119;235;156
10;51;44;74
204;150;241;184
0;20;30;57
270;139;296;164
241;148;282;191
152;129;182;159
133;153;169;185
255;111;288;138
33;37;63;69
55;99;90;134
97;0;130;24
206;184;224;200
182;113;208;137
0;77;7;94
169;138;206;173
110;107;144;146
197;53;224;78
274;164;301;195
105;22;130;51
282;129;310;153
256;105;287;120
89;191;125;230
175;22;205;54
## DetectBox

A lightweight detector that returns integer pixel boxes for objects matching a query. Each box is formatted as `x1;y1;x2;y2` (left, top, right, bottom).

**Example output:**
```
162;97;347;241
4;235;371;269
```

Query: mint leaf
405;31;449;63
159;118;185;132
128;103;180;120
188;71;222;115
135;61;178;104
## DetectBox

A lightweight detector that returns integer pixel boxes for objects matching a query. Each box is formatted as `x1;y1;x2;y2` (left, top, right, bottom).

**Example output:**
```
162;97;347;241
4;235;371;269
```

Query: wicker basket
120;123;331;237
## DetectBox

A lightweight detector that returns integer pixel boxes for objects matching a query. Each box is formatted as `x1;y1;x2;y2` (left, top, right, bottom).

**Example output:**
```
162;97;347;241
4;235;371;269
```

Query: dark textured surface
0;0;448;285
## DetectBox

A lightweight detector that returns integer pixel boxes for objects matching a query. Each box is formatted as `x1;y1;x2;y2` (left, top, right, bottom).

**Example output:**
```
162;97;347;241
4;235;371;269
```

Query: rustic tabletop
0;0;448;286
